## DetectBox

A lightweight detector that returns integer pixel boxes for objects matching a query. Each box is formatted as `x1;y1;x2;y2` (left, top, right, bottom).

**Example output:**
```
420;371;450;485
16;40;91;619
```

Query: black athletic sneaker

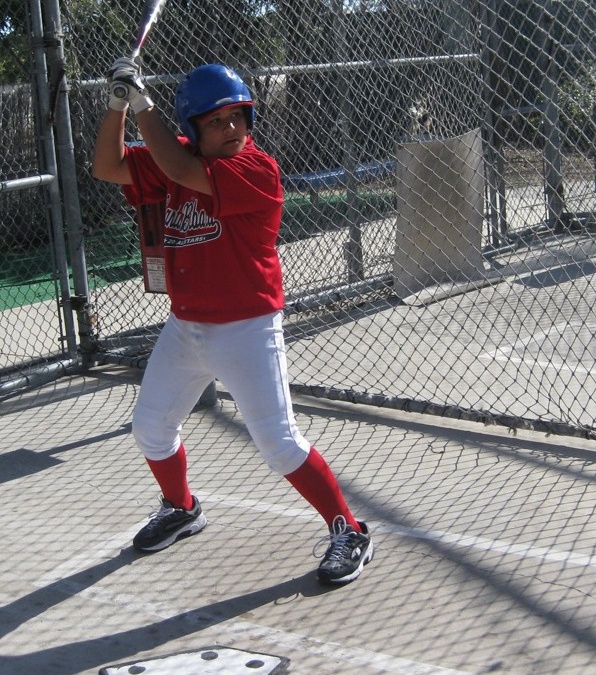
133;495;207;552
315;516;374;584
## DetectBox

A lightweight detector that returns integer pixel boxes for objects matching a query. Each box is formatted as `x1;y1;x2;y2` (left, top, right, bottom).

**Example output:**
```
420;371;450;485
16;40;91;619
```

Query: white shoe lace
146;497;177;522
313;515;352;560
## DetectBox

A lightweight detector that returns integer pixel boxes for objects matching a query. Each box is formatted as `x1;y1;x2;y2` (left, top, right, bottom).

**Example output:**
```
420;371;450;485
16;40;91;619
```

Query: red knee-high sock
284;447;361;532
145;443;194;510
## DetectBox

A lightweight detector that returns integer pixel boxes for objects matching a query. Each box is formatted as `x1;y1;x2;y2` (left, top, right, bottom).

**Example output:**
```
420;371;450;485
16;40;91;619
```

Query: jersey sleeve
122;136;190;206
121;143;169;207
204;144;283;218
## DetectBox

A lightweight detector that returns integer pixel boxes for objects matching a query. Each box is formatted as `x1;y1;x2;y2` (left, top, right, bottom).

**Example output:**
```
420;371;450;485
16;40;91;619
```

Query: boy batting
92;58;374;584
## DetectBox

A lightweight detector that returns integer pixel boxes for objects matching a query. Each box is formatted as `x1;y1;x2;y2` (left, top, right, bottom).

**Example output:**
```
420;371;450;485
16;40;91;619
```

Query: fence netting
1;0;595;438
0;1;75;391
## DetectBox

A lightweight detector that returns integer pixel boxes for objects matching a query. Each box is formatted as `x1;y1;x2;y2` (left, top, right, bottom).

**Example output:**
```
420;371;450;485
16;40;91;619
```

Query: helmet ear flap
243;106;254;131
189;116;200;144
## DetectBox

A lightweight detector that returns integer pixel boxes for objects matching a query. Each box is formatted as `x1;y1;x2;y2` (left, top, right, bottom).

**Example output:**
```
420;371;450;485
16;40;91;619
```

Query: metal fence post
479;0;507;247
43;0;96;366
536;0;566;231
332;0;363;283
29;0;77;360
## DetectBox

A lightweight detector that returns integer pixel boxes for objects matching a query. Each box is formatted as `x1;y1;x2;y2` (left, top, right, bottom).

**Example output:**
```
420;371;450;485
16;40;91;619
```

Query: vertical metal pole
543;54;565;230
593;96;596;194
332;0;363;282
29;0;78;359
479;0;506;247
538;0;566;230
43;0;97;365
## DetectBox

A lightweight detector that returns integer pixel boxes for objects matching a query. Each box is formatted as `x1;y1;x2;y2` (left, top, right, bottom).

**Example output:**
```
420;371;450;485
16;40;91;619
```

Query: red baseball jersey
122;137;285;323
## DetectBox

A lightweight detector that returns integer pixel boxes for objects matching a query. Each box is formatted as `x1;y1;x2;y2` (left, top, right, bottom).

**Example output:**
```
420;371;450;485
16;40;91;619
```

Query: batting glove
107;57;154;114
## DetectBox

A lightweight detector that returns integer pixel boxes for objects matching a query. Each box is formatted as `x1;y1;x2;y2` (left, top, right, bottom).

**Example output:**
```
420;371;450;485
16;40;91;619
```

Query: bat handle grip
111;48;140;99
112;82;130;99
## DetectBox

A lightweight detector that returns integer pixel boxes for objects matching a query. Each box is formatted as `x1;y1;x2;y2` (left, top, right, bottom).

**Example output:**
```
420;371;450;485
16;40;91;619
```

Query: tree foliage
0;0;30;83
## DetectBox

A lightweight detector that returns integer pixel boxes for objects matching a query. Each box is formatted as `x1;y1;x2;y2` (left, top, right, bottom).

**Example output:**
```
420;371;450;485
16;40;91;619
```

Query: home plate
99;646;290;674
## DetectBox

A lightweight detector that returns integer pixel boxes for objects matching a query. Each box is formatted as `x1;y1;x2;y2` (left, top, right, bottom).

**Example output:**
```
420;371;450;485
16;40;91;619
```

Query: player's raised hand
108;57;144;93
107;56;154;114
107;56;138;78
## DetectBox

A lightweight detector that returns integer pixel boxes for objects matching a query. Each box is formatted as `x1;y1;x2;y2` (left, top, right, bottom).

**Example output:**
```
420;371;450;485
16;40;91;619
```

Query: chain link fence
1;0;595;437
0;1;78;392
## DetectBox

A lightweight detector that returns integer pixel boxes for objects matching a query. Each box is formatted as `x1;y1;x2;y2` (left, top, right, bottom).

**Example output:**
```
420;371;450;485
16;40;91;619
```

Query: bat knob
112;83;129;99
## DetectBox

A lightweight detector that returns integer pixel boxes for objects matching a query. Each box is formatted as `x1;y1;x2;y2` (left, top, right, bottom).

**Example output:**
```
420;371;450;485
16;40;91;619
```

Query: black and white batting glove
107;57;154;114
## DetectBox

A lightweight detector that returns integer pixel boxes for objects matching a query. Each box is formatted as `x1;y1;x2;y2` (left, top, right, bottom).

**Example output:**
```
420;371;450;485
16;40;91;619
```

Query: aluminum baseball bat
112;0;168;99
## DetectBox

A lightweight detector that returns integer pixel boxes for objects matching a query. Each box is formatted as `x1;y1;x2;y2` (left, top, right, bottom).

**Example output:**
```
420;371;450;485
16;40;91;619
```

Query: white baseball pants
131;310;311;475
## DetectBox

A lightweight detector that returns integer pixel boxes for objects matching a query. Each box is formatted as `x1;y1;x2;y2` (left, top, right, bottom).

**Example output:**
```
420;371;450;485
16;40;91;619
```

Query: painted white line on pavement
32;512;471;674
35;492;593;674
200;492;596;569
481;349;593;376
35;523;142;586
35;498;317;586
36;490;596;589
480;321;596;376
374;522;596;567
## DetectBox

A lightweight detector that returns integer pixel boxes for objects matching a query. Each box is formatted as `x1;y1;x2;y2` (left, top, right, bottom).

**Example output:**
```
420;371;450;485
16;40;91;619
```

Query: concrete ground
2;367;596;675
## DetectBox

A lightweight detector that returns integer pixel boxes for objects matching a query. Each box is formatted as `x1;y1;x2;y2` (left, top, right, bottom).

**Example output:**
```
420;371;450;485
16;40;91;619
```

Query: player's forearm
92;108;132;184
135;108;212;194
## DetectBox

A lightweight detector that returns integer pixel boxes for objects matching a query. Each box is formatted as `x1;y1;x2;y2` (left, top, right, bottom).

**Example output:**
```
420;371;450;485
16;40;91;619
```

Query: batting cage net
3;2;596;674
1;0;595;437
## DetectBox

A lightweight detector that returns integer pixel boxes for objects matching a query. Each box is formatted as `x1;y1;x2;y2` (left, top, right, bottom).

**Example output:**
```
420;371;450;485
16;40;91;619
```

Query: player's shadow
0;424;132;484
0;546;330;675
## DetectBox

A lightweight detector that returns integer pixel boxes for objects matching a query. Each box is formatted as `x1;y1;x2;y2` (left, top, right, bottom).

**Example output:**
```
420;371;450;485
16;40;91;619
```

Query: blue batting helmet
175;64;255;144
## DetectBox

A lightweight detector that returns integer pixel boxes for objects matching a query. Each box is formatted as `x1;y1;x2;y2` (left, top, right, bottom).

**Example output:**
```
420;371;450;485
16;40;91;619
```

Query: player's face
195;106;248;158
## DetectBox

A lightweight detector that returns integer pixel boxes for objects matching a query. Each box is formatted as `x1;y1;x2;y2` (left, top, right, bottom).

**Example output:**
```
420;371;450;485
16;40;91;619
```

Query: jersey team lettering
165;197;222;247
